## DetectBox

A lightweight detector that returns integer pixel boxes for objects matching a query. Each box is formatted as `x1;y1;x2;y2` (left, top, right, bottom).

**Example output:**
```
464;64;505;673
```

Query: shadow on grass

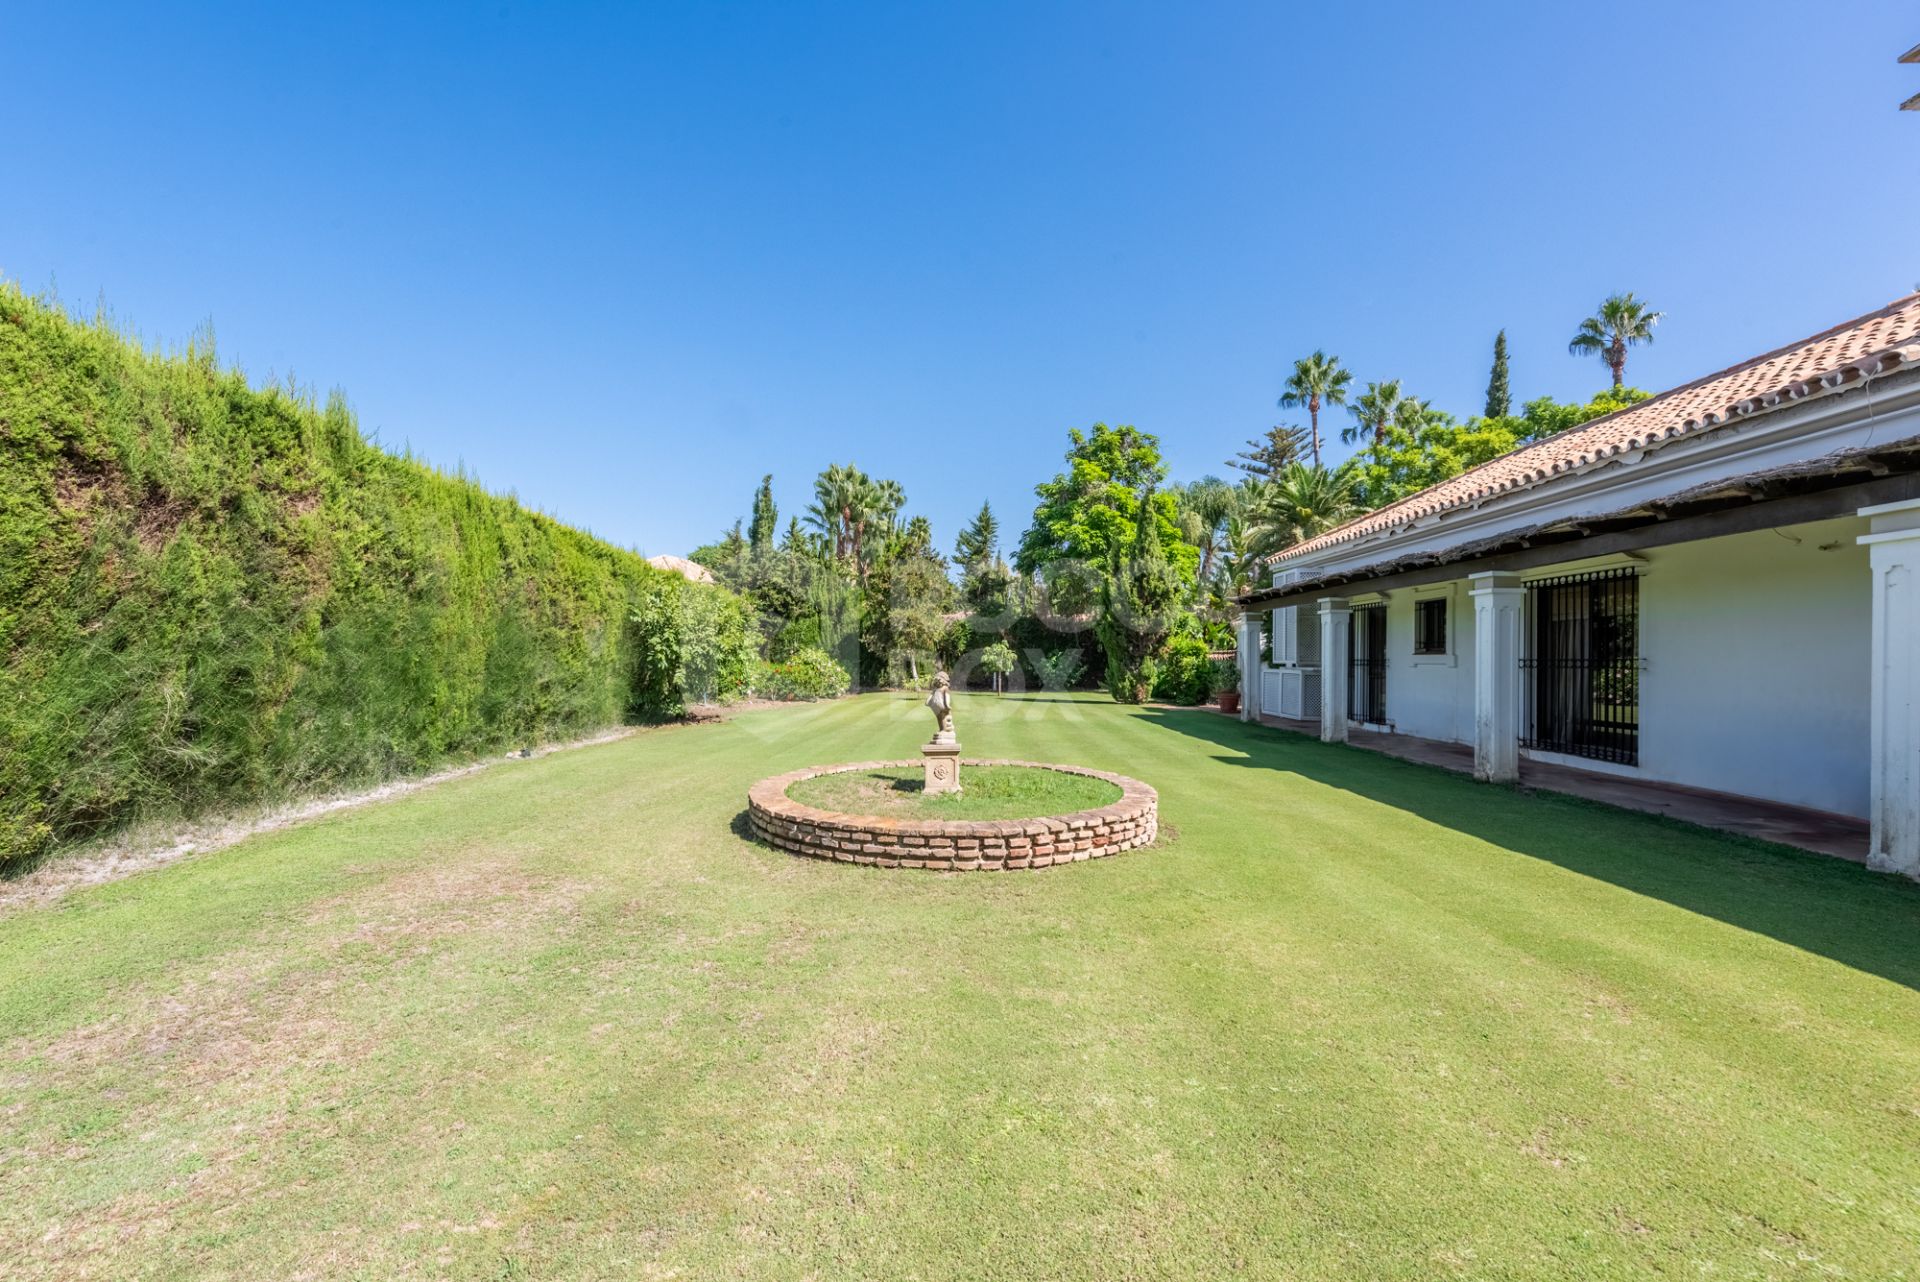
1140;707;1920;992
730;810;766;846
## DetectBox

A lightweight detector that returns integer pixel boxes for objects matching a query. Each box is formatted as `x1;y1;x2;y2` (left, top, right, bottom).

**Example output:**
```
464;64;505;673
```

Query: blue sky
6;2;1917;560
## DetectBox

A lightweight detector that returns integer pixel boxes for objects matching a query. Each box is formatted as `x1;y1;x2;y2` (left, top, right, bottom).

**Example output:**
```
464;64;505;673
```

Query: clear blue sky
6;2;1917;559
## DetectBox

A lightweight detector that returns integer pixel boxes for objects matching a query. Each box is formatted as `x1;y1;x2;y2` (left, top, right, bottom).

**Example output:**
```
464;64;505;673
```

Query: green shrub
1151;635;1214;705
1026;647;1086;691
628;575;756;718
767;614;822;662
1208;657;1239;697
755;648;851;701
0;286;714;871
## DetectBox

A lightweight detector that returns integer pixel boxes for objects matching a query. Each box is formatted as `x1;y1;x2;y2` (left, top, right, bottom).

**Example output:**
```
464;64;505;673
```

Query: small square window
1414;598;1447;655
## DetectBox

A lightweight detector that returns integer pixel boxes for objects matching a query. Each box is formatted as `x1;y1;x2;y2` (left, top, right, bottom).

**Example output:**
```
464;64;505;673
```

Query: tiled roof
647;554;716;584
1272;292;1920;564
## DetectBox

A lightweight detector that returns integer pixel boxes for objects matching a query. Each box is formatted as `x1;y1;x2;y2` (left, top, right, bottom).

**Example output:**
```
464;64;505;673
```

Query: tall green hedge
0;286;685;870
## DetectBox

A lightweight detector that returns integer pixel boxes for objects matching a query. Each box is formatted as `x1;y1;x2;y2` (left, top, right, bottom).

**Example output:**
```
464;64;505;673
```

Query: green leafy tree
1096;492;1185;704
1507;386;1652;442
1569;293;1663;387
1346;388;1654;512
1226;423;1309;479
1278;350;1353;466
1349;408;1515;510
1485;330;1511;418
808;568;862;688
688;521;749;588
1015;424;1198;614
979;640;1017;694
629;577;756;716
864;517;953;683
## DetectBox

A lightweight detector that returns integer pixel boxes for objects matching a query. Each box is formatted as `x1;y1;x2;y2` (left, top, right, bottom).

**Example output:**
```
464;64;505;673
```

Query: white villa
1234;293;1920;879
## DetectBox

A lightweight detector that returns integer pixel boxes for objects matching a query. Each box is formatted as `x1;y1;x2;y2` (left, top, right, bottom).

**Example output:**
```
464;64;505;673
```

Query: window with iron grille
1520;569;1639;765
1413;598;1447;655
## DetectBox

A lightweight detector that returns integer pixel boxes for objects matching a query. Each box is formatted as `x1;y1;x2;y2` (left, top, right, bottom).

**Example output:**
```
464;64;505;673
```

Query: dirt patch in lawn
0;728;636;917
16;859;586;1083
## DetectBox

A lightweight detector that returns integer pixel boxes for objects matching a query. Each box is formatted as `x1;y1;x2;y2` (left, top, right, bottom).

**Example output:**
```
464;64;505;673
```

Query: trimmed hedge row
0;287;697;869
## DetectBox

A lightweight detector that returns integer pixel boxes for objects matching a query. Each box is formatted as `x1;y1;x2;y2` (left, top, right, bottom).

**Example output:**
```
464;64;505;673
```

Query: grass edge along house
1235;291;1920;879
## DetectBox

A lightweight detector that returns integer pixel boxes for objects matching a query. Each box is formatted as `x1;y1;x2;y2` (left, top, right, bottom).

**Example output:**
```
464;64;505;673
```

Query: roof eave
1237;435;1920;610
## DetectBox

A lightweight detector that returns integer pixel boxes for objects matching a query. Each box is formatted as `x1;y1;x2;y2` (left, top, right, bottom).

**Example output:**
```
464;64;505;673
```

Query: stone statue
925;670;955;742
921;671;961;794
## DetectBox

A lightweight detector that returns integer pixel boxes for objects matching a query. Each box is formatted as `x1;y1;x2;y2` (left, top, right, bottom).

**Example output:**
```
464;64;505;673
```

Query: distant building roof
1269;292;1920;565
647;554;716;584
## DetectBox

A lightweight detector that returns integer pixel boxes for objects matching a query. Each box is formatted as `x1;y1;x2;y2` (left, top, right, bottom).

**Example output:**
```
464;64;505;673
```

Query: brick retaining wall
746;760;1157;871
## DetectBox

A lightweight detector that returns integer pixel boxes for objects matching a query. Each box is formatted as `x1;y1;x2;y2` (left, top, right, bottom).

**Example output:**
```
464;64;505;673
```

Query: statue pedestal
921;739;962;796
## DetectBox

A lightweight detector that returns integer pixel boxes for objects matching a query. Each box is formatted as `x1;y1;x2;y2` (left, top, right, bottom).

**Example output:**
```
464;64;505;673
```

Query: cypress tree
747;475;778;555
1484;330;1512;419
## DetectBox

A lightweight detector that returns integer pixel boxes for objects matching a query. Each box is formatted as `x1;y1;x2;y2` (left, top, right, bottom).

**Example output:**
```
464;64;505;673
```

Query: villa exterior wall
1304;515;1875;819
1630;516;1870;818
1372;583;1475;746
1238;318;1920;869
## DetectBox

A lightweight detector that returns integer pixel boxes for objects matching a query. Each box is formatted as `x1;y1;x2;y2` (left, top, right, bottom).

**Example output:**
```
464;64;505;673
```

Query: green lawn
786;762;1122;820
4;692;1919;1280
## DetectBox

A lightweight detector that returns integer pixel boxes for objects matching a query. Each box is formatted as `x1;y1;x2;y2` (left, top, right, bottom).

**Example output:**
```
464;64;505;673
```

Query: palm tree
803;465;905;578
1568;293;1663;387
1246;462;1361;558
1393;393;1433;436
1278;350;1353;466
1172;476;1238;588
803;463;865;562
1343;379;1407;448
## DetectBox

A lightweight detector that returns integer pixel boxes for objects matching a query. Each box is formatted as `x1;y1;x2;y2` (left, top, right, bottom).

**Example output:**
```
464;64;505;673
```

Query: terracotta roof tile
1272;293;1920;564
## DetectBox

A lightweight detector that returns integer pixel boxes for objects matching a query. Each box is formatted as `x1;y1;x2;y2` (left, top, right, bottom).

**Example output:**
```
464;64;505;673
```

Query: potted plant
1211;658;1241;715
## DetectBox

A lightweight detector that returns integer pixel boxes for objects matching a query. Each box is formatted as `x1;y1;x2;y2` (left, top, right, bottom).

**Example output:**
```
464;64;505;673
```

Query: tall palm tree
1568;293;1663;387
1343;379;1407;448
1246;462;1361;558
1278;350;1353;466
803;465;906;578
803;463;865;562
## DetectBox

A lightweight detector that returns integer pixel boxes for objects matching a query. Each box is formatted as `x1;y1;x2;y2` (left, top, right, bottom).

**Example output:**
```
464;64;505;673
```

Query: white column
1469;572;1525;783
1317;598;1351;743
1860;499;1920;878
1236;612;1259;722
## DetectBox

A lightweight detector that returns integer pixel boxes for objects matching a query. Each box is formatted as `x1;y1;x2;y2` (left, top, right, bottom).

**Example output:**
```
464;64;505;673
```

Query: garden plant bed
748;758;1156;870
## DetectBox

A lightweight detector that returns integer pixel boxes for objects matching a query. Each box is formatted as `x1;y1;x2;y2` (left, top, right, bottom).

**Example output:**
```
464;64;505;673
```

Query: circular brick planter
747;760;1158;871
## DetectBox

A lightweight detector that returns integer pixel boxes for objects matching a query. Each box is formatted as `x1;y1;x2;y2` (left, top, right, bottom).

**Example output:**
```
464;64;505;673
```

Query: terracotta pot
1218;691;1241;715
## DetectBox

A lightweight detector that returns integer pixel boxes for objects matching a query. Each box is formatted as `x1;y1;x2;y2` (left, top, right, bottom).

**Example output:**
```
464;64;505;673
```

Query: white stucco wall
1367;585;1475;745
1363;515;1873;818
1632;516;1870;818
